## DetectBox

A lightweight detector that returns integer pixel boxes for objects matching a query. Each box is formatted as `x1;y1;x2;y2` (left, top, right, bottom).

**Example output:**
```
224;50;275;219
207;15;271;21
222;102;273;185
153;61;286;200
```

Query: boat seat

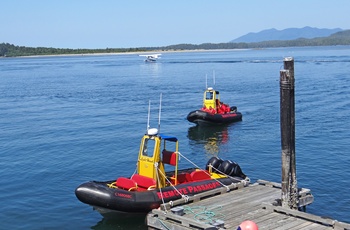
176;173;192;183
115;177;138;191
190;170;211;181
162;150;177;166
162;150;180;184
131;174;156;190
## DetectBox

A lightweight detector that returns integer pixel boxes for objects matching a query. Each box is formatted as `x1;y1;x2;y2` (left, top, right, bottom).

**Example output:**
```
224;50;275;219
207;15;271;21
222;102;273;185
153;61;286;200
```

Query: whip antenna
205;74;208;89
158;93;162;133
213;70;216;86
147;100;151;132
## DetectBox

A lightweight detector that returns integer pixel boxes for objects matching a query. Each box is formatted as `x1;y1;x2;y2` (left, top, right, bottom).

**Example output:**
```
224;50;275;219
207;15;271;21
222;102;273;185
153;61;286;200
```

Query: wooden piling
280;57;298;209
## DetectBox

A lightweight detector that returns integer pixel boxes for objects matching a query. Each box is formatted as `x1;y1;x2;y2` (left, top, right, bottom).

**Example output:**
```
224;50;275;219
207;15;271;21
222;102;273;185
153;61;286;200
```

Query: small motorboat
75;105;248;215
187;87;242;125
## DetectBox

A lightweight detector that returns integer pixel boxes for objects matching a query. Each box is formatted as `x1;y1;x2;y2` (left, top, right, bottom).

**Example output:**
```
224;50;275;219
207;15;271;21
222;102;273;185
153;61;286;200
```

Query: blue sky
1;0;349;49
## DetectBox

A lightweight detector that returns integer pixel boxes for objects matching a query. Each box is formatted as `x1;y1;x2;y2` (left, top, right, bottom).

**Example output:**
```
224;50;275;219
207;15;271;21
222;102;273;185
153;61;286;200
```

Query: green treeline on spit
0;45;150;57
1;30;350;57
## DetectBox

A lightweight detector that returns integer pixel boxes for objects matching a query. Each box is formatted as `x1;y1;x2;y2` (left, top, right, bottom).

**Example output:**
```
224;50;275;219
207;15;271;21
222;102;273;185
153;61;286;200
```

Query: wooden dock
146;180;350;230
146;59;350;229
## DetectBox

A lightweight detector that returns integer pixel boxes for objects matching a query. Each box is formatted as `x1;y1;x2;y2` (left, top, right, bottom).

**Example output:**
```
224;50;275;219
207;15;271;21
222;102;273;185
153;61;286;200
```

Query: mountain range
230;26;343;43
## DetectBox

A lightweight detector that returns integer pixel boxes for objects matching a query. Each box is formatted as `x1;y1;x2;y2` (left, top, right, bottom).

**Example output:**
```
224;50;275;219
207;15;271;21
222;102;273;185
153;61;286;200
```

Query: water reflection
187;125;229;155
139;61;162;77
91;213;147;230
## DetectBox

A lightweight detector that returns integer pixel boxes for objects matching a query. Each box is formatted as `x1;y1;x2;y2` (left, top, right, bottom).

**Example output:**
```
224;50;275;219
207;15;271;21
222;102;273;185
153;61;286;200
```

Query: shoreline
4;45;350;59
1;48;253;59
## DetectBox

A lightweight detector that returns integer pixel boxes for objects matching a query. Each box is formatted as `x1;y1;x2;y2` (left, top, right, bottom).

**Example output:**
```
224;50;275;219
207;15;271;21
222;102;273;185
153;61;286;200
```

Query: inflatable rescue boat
187;87;242;125
75;127;248;215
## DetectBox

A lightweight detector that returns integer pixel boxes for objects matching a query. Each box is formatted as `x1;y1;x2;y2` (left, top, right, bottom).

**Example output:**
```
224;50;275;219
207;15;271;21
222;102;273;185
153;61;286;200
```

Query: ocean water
1;46;349;229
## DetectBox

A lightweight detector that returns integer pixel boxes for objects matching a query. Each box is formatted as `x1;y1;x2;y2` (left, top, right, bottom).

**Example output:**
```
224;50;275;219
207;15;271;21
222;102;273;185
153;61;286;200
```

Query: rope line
210;163;250;188
156;217;171;230
154;162;167;213
183;205;226;225
156;165;190;203
177;151;242;191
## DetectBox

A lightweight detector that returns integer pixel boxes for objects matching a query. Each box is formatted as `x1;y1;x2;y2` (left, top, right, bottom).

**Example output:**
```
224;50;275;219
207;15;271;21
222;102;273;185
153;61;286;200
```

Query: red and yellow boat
75;127;248;215
187;87;242;125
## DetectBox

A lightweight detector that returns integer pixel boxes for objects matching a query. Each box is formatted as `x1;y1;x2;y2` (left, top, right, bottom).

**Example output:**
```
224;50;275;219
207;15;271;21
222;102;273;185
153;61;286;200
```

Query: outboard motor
228;161;246;179
205;156;223;172
206;157;246;179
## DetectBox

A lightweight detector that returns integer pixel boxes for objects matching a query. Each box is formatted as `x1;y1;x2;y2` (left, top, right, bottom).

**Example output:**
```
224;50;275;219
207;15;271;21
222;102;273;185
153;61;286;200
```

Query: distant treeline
0;44;153;57
1;30;350;57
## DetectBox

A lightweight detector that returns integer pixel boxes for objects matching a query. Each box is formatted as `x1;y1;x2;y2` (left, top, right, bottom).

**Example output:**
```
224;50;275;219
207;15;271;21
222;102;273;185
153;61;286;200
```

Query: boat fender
205;157;222;172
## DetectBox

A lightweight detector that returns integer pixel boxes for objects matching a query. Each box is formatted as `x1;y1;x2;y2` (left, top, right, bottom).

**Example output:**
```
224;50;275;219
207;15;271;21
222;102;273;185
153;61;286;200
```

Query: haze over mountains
230;26;343;43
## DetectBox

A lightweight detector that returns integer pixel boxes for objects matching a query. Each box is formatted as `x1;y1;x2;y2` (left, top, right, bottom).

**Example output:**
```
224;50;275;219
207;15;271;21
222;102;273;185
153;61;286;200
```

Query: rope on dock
155;217;171;230
183;205;226;225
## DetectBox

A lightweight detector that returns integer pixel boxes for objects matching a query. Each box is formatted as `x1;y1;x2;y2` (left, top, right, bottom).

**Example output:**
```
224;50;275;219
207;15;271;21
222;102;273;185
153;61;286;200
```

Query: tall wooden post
280;57;299;209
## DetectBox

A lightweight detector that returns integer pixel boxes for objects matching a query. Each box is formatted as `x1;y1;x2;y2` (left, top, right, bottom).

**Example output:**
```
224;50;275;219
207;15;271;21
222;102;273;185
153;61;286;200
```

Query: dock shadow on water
187;125;230;155
91;213;147;230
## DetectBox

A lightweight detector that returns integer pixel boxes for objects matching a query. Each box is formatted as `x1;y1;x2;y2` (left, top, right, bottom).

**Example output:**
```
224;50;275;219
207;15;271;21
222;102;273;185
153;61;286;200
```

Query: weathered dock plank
146;181;350;230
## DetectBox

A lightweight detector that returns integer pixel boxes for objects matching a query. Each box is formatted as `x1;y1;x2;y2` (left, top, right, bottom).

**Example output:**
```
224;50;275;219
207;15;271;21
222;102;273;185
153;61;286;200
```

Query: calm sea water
1;46;350;229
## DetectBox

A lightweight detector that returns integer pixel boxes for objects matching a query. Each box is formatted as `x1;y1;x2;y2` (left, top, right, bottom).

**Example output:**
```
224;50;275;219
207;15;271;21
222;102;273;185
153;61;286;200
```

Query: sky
1;0;349;49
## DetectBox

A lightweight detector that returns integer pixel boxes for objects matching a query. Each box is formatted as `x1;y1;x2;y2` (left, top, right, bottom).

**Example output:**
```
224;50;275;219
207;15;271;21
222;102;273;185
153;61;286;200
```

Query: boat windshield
142;137;155;157
206;91;213;100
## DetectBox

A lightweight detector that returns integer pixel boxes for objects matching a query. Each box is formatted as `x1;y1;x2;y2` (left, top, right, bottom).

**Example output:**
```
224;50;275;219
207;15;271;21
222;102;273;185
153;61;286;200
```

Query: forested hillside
1;30;350;57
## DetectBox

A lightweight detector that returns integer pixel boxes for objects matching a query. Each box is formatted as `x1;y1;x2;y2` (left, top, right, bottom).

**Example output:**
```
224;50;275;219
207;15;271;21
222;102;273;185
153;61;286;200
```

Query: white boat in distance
139;53;161;62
